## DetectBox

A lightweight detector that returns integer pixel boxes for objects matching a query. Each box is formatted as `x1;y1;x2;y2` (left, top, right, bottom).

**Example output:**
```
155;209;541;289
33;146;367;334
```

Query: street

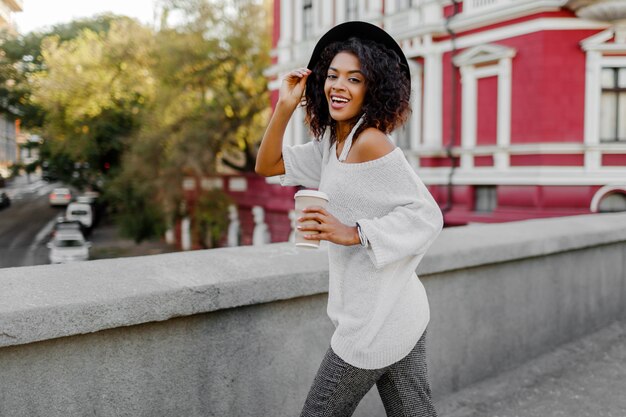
0;176;63;268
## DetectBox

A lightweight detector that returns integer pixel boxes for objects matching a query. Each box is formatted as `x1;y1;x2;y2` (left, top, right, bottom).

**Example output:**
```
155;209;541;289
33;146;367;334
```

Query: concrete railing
1;213;626;417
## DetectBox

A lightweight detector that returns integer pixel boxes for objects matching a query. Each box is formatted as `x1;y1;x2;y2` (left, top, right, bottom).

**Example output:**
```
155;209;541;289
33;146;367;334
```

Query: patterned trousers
300;331;437;417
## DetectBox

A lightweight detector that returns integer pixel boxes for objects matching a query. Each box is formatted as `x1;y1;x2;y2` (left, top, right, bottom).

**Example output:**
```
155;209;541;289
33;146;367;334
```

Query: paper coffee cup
294;190;329;249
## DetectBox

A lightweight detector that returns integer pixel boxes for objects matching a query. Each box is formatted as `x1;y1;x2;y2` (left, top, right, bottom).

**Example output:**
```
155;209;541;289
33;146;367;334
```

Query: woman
256;21;443;417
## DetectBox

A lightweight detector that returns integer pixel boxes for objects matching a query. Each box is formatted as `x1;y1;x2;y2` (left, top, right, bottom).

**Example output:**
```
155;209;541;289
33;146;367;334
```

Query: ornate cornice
567;0;626;22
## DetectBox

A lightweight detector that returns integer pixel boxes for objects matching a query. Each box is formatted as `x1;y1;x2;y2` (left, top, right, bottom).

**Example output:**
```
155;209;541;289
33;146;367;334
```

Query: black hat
307;21;411;82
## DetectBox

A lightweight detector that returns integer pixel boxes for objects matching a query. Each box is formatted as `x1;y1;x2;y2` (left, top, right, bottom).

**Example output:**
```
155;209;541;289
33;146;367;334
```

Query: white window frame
453;43;516;170
582;28;626;170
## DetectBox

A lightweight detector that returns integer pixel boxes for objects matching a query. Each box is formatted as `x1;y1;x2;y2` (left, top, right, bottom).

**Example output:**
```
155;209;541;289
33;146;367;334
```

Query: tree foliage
0;15;126;129
2;1;271;243
109;0;270;241
30;18;155;188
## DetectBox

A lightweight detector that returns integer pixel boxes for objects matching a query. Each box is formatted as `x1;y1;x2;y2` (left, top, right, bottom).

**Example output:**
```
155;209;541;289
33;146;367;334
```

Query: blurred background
1;2;626;416
0;0;625;267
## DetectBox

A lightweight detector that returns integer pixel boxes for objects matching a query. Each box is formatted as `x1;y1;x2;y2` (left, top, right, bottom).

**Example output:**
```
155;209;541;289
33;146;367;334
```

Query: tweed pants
300;331;437;417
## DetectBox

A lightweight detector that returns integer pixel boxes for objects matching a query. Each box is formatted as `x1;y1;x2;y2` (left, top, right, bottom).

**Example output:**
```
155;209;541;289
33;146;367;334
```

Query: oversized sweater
280;130;443;370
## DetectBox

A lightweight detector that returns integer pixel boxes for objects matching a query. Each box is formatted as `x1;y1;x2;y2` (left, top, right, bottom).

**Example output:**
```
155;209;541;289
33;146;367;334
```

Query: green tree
194;189;233;248
0;14;128;130
108;0;270;242
31;18;155;188
152;0;270;175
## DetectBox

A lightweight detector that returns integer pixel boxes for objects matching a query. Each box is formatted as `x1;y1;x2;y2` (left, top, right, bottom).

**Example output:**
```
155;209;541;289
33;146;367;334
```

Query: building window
600;67;626;142
346;0;358;20
303;0;313;40
474;186;497;213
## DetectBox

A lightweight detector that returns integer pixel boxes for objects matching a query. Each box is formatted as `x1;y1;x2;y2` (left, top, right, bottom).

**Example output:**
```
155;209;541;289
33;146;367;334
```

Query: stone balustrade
1;213;626;416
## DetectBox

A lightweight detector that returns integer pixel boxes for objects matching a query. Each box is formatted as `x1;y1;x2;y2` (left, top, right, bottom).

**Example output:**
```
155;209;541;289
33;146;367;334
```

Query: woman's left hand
298;206;359;246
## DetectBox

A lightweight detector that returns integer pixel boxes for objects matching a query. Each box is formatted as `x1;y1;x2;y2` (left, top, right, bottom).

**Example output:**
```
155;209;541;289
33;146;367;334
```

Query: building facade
0;0;22;33
265;0;626;226
0;0;22;178
0;115;16;179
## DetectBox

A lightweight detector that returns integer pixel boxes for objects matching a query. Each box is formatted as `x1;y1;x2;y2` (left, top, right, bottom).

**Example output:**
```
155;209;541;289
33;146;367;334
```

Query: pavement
436;320;626;417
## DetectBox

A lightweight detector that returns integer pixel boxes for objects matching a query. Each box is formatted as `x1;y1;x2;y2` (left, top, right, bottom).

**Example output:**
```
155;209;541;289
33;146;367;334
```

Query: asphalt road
0;179;64;269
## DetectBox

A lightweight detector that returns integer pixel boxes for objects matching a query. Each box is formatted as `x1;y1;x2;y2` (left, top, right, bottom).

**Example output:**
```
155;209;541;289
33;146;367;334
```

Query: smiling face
324;51;366;128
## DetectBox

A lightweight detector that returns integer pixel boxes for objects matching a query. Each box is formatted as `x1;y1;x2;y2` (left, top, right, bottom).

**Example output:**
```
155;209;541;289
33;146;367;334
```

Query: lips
330;95;350;109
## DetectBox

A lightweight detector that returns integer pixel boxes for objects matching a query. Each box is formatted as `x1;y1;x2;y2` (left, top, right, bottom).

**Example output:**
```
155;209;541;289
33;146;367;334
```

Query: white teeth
332;97;349;103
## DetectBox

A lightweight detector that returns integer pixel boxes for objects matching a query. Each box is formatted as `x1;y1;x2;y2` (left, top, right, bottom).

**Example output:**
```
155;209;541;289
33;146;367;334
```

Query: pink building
264;0;626;227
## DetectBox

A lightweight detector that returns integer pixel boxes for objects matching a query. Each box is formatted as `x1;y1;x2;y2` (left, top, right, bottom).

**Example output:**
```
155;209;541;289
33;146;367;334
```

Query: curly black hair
304;37;411;145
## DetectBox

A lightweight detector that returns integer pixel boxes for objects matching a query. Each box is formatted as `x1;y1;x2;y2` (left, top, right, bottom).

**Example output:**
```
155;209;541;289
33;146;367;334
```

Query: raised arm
255;68;312;177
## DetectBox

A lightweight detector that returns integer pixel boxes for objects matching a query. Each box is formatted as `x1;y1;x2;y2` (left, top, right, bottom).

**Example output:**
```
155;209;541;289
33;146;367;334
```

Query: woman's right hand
278;68;312;109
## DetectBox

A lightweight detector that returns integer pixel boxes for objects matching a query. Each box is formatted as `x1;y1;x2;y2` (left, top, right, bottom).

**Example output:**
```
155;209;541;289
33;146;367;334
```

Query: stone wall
1;213;625;416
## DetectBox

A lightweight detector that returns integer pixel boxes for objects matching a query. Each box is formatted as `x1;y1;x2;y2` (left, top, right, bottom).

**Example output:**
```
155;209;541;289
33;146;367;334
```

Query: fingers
284;68;312;86
286;68;311;80
301;206;328;215
298;206;331;241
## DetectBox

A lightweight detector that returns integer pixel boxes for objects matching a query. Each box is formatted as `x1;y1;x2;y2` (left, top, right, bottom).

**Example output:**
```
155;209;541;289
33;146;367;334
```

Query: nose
331;77;346;91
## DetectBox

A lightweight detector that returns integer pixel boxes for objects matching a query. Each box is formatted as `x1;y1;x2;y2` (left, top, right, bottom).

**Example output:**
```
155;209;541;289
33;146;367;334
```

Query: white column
288;210;297;243
423;49;443;149
294;0;303;42
321;0;333;29
252;206;271;245
181;217;191;251
460;65;476;169
278;0;293;48
227;205;240;247
409;60;423;151
335;0;346;23
165;227;175;245
584;50;602;171
366;0;383;21
495;57;512;169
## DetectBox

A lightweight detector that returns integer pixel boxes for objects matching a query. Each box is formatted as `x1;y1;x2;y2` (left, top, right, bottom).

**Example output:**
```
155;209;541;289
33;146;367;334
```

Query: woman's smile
330;94;350;109
324;51;366;123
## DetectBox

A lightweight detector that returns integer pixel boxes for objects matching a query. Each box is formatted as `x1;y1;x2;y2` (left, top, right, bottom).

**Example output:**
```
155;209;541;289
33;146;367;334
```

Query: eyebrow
328;66;363;75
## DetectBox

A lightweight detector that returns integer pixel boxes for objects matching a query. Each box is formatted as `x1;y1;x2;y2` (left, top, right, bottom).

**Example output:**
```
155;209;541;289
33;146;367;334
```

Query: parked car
49;188;73;207
65;202;94;229
47;231;91;264
0;192;10;209
76;190;99;205
52;217;85;237
76;195;94;205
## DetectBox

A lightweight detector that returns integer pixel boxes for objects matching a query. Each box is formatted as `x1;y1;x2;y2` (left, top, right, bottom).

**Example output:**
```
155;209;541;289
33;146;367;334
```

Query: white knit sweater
280;133;443;369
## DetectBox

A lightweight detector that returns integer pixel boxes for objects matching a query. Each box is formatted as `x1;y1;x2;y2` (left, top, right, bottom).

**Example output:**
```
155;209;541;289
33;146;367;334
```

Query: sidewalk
89;218;177;260
436;320;626;417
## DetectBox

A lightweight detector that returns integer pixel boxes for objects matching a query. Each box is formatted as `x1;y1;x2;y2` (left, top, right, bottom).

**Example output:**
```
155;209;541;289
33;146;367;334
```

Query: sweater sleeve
356;158;443;270
279;140;324;189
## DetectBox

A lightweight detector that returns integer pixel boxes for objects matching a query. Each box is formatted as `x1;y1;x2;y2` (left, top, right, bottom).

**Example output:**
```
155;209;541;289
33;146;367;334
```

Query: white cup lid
294;190;329;201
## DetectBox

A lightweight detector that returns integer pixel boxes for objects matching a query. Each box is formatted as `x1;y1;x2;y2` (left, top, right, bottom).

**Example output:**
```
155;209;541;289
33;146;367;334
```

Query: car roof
56;222;81;228
53;188;71;193
67;202;91;209
53;230;85;239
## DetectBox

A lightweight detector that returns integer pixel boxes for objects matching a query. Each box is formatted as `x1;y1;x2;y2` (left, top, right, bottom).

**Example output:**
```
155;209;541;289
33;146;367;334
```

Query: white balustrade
227;205;241;247
252;206;271;246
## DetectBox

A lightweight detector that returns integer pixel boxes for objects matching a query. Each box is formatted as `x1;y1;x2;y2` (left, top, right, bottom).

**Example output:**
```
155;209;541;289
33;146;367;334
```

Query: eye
326;74;337;80
349;77;362;83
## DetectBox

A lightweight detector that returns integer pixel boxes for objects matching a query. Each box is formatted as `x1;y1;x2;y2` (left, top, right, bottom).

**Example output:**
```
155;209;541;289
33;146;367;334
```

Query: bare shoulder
351;128;396;163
